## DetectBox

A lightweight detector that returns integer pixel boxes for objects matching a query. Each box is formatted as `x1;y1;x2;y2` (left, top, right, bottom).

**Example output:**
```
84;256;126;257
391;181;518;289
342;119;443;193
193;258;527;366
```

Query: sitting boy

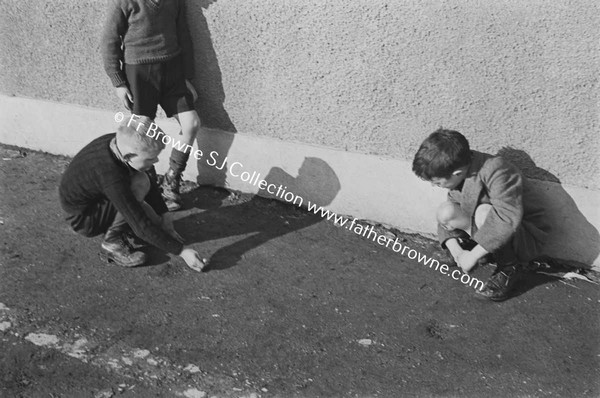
412;129;551;301
59;116;206;271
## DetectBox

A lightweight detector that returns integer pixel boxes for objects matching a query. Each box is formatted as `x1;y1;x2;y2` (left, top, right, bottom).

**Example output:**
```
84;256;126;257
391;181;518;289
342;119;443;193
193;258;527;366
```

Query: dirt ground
0;145;599;398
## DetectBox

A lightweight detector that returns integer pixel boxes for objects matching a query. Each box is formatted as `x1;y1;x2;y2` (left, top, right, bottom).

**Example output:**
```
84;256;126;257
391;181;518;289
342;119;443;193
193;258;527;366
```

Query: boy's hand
451;249;465;264
179;247;207;272
161;213;184;243
445;238;464;263
185;80;198;103
456;244;489;273
456;251;478;273
115;85;133;111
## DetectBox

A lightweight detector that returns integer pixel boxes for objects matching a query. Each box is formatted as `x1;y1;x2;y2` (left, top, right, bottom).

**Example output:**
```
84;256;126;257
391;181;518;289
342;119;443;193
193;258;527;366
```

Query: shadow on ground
1;146;599;397
498;147;600;267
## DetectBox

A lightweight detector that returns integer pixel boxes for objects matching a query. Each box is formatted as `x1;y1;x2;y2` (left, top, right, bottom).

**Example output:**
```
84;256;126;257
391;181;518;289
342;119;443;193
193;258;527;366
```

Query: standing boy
59;116;206;271
412;129;551;301
101;0;200;211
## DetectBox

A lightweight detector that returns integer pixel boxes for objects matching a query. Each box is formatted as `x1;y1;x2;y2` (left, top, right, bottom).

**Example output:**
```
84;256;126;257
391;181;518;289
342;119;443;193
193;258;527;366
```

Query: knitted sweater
59;134;184;255
101;0;194;87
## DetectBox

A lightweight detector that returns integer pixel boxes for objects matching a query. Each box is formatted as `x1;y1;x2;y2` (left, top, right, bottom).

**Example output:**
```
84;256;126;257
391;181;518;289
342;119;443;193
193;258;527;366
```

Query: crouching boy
59;116;206;271
412;129;551;301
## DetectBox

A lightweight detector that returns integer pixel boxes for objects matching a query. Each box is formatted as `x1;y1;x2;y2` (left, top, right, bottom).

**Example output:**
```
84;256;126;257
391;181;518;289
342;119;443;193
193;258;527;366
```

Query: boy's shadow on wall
182;3;344;271
178;157;341;271
497;147;600;271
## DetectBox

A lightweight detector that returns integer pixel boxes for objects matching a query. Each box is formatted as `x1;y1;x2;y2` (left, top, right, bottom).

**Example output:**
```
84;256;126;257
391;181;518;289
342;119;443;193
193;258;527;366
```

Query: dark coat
439;151;551;262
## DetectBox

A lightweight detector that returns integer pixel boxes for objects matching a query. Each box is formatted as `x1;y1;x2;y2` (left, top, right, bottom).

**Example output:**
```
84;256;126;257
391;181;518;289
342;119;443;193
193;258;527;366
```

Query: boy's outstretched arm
161;212;207;272
104;180;184;255
143;169;207;271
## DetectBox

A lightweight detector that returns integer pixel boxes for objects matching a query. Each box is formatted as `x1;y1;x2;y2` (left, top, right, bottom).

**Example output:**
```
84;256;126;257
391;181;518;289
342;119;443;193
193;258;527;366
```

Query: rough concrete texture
0;1;598;189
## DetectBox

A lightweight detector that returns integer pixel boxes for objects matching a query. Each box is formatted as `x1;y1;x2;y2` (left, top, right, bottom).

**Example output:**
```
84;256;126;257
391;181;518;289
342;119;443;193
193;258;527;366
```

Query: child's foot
123;228;150;249
476;264;523;301
101;231;146;267
161;168;182;211
476;265;523;301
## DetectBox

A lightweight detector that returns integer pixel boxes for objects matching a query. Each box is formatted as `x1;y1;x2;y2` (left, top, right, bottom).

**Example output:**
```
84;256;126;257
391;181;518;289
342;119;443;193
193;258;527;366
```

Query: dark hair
412;128;471;180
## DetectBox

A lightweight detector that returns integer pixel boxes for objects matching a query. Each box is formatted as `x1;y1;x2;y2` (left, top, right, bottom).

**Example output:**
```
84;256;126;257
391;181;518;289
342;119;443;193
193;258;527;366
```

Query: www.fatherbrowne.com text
121;112;485;291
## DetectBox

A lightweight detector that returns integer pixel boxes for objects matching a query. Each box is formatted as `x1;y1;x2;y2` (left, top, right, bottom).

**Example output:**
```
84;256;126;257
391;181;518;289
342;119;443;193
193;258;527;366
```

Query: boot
121;224;150;249
101;224;146;267
475;264;523;301
161;167;182;211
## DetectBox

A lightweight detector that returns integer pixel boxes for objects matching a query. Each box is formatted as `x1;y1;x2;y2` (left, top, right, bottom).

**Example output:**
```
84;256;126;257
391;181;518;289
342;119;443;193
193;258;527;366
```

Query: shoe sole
474;289;511;301
474;281;517;302
474;290;511;302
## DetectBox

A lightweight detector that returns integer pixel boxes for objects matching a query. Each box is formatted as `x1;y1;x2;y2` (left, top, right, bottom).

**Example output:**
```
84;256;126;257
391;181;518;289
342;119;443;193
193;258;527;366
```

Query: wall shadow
497;147;560;183
497;147;600;268
182;4;343;270
177;157;341;271
187;1;236;188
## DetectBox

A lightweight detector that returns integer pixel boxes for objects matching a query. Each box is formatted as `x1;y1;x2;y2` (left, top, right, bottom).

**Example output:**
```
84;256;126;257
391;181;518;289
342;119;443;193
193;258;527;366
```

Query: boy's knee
437;201;456;224
181;112;200;134
131;172;151;202
474;204;492;228
437;201;468;230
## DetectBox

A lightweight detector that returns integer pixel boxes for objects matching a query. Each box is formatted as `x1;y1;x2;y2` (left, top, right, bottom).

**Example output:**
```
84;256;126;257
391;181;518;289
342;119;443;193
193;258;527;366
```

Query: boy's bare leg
437;201;471;261
174;110;201;146
161;110;201;211
437;201;471;232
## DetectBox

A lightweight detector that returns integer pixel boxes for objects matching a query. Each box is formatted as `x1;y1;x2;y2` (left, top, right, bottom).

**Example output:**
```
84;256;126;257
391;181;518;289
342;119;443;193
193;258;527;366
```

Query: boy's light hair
116;115;165;159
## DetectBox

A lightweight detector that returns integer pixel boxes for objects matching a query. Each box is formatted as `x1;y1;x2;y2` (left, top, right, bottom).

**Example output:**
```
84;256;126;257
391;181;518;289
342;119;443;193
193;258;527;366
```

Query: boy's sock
162;147;190;211
169;147;190;175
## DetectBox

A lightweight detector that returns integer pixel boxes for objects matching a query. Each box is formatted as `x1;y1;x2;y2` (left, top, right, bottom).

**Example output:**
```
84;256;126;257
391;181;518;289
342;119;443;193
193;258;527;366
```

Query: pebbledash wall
1;0;599;267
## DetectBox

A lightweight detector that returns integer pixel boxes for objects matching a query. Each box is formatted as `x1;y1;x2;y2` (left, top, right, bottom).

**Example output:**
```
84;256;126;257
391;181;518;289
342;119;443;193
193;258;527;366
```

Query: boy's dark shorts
66;199;118;237
125;54;195;119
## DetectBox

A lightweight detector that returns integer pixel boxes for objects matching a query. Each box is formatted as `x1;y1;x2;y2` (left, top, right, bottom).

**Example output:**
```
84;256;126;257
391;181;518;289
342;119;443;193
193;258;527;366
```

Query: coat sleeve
472;157;524;253
103;178;183;255
144;167;169;216
101;0;129;87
